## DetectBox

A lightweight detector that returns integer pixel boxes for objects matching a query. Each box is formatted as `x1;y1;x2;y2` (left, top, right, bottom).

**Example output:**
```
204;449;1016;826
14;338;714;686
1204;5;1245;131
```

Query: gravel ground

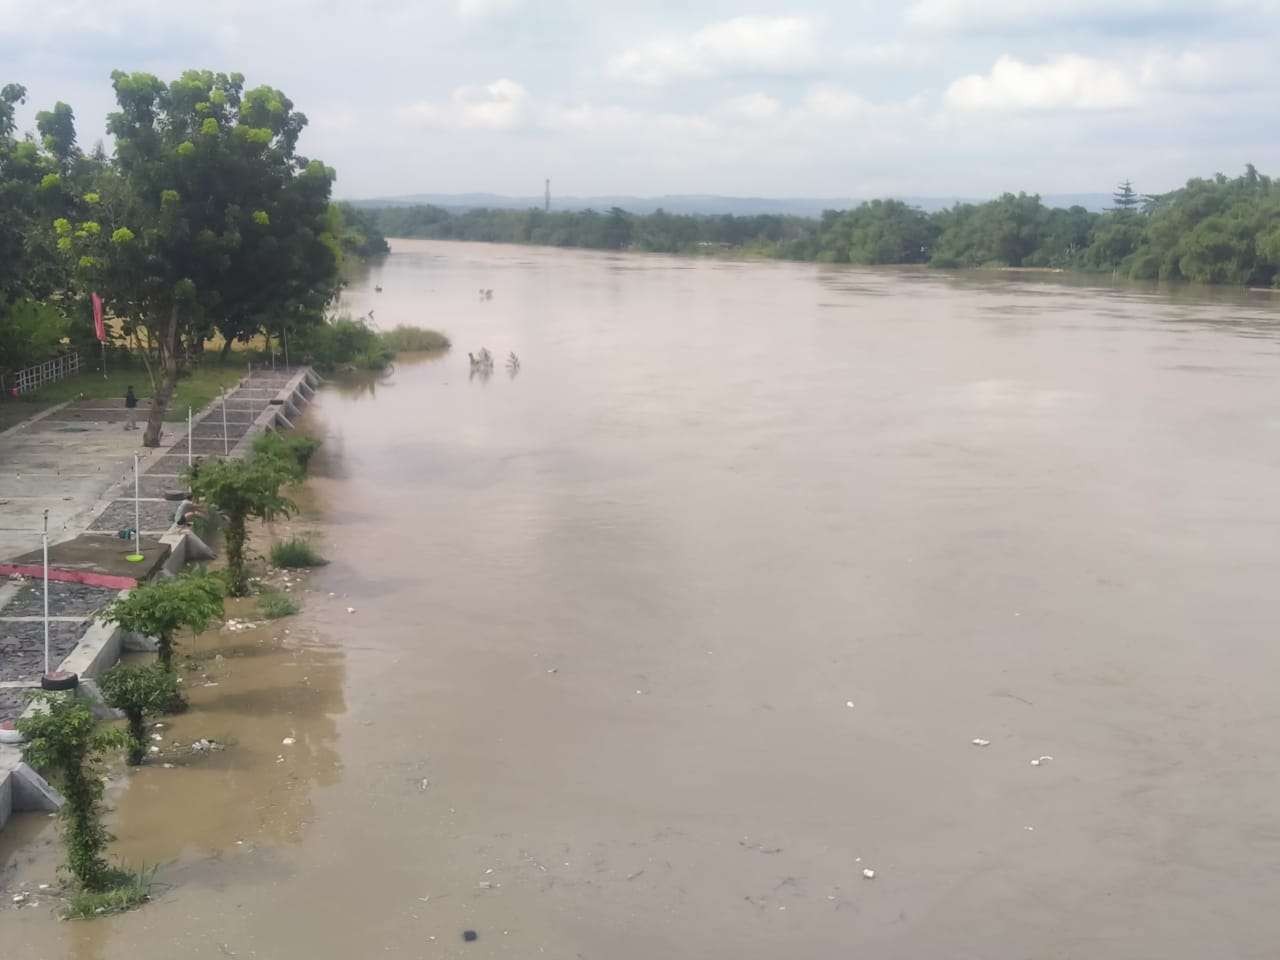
0;580;119;618
0;621;86;682
87;499;180;532
0;686;36;724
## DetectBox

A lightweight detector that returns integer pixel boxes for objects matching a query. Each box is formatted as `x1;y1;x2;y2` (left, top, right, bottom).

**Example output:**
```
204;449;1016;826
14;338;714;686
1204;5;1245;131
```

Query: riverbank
0;368;319;831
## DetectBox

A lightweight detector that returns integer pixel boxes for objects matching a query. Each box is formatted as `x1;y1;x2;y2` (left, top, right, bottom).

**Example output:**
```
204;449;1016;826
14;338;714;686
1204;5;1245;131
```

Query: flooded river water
6;239;1280;957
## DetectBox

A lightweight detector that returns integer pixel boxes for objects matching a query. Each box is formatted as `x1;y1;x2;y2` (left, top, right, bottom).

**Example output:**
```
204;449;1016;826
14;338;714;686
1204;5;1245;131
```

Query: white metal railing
1;351;81;395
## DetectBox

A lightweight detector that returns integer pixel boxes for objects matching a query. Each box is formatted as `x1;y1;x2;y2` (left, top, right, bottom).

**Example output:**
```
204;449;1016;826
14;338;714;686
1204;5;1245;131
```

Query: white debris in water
971;738;991;747
346;607;356;614
149;746;160;754
162;763;175;769
1030;755;1054;766
420;779;430;791
846;701;855;709
12;893;26;904
282;737;296;745
38;884;49;890
862;868;876;880
151;733;164;742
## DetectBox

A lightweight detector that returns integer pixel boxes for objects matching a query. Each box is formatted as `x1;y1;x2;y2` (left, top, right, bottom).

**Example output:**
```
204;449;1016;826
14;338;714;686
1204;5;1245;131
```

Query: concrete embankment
0;366;319;830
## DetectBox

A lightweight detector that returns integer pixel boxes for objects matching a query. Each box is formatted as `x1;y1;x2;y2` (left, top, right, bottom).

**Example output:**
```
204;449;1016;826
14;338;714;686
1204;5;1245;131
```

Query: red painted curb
0;564;136;590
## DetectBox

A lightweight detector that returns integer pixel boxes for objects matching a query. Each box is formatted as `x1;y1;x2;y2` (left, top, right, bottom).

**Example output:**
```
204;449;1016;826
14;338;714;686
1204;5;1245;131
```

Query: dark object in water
462;930;478;942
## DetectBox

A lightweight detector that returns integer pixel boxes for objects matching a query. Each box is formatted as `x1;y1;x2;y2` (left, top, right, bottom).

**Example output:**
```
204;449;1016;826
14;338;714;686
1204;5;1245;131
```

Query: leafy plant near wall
98;663;181;764
187;455;296;596
252;430;322;476
100;571;225;672
18;696;128;891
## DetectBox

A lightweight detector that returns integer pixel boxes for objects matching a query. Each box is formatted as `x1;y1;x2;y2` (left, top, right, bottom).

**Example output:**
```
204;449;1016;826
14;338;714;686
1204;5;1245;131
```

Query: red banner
91;292;105;342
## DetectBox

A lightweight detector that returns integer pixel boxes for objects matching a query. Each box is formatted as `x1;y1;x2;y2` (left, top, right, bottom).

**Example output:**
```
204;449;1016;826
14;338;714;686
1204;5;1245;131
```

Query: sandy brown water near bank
7;239;1280;957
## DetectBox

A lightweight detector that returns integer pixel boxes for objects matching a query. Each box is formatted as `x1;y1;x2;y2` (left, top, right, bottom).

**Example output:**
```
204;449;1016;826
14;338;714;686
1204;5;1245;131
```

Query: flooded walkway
6;241;1280;958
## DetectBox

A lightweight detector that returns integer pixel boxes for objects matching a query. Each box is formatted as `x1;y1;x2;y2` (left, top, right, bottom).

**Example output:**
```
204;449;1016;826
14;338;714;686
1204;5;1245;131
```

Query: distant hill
345;192;1114;216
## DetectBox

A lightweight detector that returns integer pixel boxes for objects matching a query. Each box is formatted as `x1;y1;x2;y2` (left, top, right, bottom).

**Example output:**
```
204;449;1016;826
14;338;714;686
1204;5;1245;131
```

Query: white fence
1;351;81;395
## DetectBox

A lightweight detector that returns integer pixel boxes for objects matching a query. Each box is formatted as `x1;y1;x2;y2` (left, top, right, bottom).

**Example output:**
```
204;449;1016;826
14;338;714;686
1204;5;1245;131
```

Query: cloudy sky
2;0;1278;200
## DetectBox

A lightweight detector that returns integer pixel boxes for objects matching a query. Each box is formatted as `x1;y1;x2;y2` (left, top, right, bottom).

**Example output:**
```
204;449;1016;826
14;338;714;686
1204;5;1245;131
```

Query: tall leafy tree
61;70;339;445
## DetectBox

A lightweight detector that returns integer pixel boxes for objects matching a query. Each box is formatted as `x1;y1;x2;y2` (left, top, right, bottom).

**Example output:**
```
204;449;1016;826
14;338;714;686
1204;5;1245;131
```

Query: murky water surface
6;240;1280;958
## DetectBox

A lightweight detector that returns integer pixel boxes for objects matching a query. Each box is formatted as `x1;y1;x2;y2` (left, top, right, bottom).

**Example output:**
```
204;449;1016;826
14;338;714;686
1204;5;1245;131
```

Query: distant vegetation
364;166;1280;287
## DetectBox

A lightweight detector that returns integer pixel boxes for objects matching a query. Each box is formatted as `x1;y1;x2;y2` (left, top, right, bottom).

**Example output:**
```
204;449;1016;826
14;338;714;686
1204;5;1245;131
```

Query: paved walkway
0;369;308;721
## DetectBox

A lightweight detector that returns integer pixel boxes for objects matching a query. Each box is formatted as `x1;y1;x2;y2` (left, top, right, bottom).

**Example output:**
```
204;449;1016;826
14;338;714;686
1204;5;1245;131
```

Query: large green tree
60;70;339;445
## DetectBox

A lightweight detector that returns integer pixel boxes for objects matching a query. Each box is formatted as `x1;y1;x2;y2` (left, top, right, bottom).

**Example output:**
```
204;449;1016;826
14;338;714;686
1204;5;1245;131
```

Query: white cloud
400;78;531;130
607;15;818;85
722;92;782;121
945;55;1142;111
906;0;1275;33
456;0;522;20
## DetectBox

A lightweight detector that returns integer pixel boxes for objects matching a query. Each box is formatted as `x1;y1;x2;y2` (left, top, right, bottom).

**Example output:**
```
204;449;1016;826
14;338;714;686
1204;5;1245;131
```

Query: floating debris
862;868;876;880
971;738;991;747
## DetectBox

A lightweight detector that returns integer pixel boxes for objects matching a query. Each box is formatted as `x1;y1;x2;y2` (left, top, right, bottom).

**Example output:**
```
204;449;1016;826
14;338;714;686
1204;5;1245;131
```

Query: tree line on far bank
0;76;394;442
363;166;1280;288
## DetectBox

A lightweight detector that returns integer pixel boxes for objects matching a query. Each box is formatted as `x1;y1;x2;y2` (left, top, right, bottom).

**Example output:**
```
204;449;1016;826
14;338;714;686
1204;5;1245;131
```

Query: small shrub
292;316;392;371
252;431;322;475
98;664;181;764
379;325;451;353
188;456;296;596
258;590;300;619
100;572;225;672
64;865;156;919
18;696;128;891
269;537;327;568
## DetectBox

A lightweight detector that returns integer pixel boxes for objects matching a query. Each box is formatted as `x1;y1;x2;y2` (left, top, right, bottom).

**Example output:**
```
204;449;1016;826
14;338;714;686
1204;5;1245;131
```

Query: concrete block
13;762;63;813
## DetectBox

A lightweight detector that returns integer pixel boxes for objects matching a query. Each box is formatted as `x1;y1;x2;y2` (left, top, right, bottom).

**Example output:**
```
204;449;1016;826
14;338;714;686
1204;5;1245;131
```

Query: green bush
18;696;128;891
100;572;225;672
258;590;300;618
252;430;322;475
292;316;392;372
269;537;327;568
379;325;451;353
98;663;181;764
187;456;296;596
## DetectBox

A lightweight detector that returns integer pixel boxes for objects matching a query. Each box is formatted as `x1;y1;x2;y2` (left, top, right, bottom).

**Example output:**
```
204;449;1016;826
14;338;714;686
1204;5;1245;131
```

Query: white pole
221;387;229;456
188;406;193;468
134;453;141;558
42;508;49;677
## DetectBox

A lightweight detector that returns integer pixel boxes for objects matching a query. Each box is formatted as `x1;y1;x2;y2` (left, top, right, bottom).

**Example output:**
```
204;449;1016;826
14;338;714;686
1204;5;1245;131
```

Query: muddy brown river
6;239;1280;958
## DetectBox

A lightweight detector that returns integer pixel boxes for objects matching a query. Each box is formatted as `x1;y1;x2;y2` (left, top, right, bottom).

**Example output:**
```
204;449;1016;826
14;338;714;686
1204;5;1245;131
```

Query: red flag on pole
91;292;106;343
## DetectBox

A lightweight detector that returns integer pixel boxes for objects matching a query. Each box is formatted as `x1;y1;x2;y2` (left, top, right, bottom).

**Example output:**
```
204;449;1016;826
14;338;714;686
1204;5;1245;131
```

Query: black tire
163;490;191;501
41;671;79;691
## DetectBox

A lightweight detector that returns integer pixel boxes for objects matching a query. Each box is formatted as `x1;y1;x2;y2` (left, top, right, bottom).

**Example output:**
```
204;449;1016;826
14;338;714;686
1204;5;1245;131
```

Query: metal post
188;406;193;468
42;509;49;677
283;323;290;369
134;453;141;558
221;387;229;456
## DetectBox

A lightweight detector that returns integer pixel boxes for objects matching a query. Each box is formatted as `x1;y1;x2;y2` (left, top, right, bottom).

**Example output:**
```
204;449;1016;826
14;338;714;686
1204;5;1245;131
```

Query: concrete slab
6;532;170;581
0;410;152;560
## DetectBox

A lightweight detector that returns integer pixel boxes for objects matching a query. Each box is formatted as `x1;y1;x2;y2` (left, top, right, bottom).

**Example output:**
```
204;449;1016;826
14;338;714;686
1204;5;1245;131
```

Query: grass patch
380;325;451;353
269;537;327;569
63;866;156;919
0;361;248;430
258;590;301;618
